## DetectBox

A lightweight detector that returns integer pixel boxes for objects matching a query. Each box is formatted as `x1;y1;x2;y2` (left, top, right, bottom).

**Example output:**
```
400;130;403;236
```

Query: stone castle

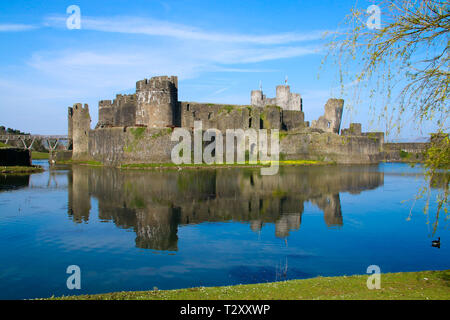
92;76;343;133
67;75;389;165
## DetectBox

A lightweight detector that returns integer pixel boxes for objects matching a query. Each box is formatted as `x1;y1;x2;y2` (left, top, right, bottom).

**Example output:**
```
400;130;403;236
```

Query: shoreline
53;159;336;170
48;269;450;300
0;165;44;174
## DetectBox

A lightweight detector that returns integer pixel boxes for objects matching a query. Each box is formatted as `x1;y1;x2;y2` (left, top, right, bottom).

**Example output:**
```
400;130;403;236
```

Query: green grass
56;159;103;166
120;160;329;170
0;165;44;174
0;143;49;160
31;151;49;160
50;270;450;300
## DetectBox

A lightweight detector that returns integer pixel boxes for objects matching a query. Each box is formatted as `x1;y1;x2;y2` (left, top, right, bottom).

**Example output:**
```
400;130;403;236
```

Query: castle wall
88;127;177;165
181;102;305;132
180;102;253;131
279;131;384;164
282;110;305;131
341;123;362;136
85;126;384;166
98;94;137;128
383;142;428;162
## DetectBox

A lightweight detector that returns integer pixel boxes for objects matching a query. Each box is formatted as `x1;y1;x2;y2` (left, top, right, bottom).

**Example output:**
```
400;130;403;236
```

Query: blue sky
0;0;441;139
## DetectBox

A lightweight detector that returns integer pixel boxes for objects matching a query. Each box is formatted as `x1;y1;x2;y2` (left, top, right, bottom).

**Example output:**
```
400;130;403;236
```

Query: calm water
0;161;448;299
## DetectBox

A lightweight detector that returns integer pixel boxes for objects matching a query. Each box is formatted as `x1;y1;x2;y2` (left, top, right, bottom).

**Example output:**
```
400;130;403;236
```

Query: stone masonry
67;75;390;165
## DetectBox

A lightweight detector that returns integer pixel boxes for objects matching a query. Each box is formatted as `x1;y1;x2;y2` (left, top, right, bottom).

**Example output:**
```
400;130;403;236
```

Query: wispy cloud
44;15;327;45
0;24;37;32
1;14;327;133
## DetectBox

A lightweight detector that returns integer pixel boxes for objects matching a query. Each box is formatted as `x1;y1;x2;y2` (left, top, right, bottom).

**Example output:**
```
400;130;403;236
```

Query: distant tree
324;0;449;234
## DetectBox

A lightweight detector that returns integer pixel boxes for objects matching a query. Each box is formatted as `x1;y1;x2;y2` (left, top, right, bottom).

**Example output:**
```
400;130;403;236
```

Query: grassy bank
55;159;103;166
31;151;49;160
52;270;449;300
0;142;49;160
120;160;332;170
0;165;44;174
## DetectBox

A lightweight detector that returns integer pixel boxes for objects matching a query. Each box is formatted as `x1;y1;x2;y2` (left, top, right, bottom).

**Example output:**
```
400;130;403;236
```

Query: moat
0;161;448;299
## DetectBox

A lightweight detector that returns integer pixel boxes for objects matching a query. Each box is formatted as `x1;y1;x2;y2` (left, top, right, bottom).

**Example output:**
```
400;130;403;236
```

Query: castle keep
68;75;386;165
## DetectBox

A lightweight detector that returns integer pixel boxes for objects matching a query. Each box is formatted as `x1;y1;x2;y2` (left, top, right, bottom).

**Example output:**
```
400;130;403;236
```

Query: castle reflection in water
67;165;384;251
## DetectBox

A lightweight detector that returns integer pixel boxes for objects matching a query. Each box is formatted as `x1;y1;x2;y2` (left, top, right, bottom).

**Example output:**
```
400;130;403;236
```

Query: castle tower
276;85;302;111
68;103;91;160
311;98;344;134
251;90;264;107
135;76;178;128
97;100;113;128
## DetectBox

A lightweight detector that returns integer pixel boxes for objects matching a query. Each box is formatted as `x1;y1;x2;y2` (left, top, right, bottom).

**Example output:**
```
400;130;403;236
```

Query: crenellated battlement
136;76;178;92
99;100;113;108
135;76;178;128
70;103;90;115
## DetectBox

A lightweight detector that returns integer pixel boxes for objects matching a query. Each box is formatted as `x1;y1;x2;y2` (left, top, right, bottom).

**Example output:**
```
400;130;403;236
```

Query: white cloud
0;14;327;133
0;24;37;32
44;15;327;45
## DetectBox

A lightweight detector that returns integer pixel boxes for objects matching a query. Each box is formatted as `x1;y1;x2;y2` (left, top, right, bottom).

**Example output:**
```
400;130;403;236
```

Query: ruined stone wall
311;98;344;134
341;123;362;136
383;142;428;162
69;103;91;160
88;127;176;165
251;85;302;111
280;130;384;164
136;76;178;128
180;102;304;131
97;94;137;128
180;103;253;131
85;125;385;166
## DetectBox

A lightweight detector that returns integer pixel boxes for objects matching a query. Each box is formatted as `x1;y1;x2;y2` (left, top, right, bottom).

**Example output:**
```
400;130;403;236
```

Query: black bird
432;237;440;248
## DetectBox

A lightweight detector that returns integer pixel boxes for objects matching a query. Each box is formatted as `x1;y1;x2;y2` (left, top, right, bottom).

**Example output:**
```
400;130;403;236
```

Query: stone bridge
0;135;72;151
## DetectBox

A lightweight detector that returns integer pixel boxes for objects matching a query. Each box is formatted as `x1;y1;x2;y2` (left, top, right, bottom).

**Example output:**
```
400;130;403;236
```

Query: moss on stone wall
151;128;172;139
130;127;146;140
400;150;410;159
124;127;147;153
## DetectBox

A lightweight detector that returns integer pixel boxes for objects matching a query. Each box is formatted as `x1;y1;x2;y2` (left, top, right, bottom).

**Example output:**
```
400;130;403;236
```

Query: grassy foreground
0;165;44;174
52;270;449;300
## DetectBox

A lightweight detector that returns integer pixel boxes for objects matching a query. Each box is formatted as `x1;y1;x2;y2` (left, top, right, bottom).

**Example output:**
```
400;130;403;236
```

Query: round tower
136;76;178;128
